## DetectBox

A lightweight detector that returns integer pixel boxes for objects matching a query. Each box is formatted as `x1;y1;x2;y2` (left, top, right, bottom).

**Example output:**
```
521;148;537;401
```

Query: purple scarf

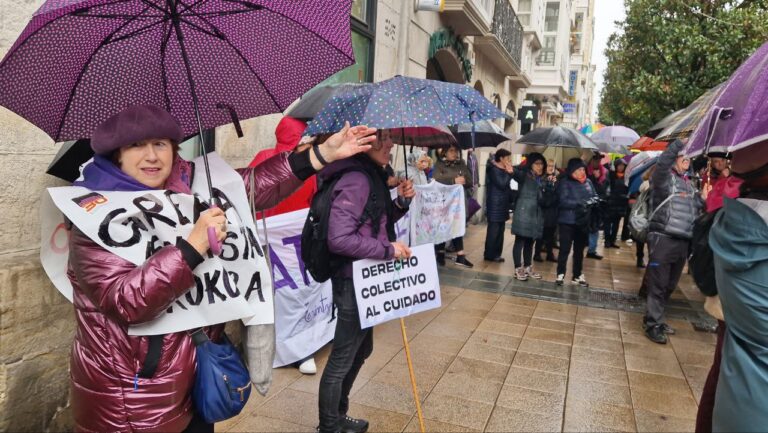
74;155;192;193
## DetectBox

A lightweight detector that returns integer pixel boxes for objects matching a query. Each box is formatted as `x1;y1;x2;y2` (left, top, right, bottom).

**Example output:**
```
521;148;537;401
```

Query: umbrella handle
208;205;223;256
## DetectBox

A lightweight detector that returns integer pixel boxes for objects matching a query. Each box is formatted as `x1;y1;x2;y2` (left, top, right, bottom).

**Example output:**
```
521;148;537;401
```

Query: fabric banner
40;153;274;335
408;181;465;246
352;244;441;329
255;209;336;367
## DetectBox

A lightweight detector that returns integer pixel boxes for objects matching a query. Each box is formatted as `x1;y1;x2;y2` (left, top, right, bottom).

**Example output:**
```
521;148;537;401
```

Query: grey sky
591;0;627;120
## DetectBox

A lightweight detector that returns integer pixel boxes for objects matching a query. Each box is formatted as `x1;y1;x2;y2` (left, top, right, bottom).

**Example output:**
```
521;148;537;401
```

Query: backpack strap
648;193;677;222
138;334;165;378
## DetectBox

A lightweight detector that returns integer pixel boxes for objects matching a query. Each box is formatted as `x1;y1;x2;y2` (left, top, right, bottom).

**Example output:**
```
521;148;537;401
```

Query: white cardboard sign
40;153;274;335
352;244;441;329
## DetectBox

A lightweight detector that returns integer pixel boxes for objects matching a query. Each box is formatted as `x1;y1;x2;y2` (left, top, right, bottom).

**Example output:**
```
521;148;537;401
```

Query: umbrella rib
107;17;169;44
55;6;155;140
0;0;136;72
160;19;174;112
178;4;282;112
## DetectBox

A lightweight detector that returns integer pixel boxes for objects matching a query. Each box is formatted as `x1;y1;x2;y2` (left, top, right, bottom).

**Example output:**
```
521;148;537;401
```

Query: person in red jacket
248;116;320;375
249;116;318;217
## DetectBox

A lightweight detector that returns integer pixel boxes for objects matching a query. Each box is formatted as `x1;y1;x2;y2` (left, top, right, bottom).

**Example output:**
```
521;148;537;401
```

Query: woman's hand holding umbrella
187;207;228;255
310;122;377;170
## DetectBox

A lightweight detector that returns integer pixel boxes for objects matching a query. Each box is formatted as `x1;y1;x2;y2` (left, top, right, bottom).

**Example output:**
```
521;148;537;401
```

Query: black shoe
644;325;667;344
455;255;474;268
484;257;505;263
533;255;543;262
662;323;676;335
607;243;621;249
338;415;369;433
546;255;558;263
637;259;646;268
586;252;603;260
437;251;446;266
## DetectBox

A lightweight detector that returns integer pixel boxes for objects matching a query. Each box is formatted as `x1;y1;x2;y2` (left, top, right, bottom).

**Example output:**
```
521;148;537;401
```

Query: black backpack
301;168;380;283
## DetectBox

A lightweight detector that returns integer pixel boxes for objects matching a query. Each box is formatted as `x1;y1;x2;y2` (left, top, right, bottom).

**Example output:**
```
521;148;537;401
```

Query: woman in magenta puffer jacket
65;106;376;433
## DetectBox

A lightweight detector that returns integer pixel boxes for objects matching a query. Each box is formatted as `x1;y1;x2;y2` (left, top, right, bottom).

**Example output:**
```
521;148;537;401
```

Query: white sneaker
299;358;317;375
556;274;565;286
525;266;542;279
571;274;589;287
626;239;634;245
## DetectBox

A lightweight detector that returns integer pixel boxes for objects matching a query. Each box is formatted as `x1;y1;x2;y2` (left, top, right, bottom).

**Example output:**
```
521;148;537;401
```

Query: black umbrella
511;126;598;168
285;82;369;120
452;120;514;149
646;109;684;138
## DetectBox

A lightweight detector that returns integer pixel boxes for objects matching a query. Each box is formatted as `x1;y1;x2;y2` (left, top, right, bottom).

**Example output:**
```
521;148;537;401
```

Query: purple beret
91;105;183;155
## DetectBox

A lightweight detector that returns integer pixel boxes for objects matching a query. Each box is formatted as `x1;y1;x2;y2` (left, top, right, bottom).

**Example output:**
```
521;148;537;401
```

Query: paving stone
529;317;576;333
630;388;699;420
225;414;311;432
351;381;418;415
564;396;637;432
476;319;527;337
573;333;624;353
569;360;628;387
517;337;572;360
627;370;694;397
496;385;565;416
566;377;633;407
512;352;570;376
523;326;574;345
346;402;412;433
421;393;494;430
570;345;626;369
403;418;480;432
458;341;516;365
485;406;562;432
256;389;319;428
431;371;503;404
633;408;696;432
504;366;568;395
447;356;510;384
625;354;685;379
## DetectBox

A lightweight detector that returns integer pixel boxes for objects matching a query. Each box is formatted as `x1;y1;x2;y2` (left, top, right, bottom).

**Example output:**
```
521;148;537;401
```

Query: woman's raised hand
187;207;228;255
312;122;377;169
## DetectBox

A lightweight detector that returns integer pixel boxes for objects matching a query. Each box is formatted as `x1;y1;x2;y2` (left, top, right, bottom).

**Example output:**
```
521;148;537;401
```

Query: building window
537;35;556;66
572;12;584;54
544;2;560;32
517;0;532;26
319;0;376;85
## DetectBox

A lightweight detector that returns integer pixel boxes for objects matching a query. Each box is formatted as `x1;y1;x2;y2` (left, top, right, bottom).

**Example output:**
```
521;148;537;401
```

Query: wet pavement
218;223;716;432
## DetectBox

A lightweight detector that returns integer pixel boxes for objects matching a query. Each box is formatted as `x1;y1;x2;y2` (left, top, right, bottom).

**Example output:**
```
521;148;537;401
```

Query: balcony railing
490;0;523;71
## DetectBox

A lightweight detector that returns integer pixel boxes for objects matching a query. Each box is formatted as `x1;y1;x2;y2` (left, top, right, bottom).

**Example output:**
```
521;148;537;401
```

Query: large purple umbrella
686;41;768;157
0;0;354;143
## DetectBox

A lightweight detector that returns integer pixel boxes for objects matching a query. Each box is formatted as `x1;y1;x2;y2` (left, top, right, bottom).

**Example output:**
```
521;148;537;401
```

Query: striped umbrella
655;83;726;142
579;122;605;136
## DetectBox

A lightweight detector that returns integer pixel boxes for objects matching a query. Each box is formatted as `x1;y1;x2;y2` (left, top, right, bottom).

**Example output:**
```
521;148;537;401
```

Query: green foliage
597;0;768;133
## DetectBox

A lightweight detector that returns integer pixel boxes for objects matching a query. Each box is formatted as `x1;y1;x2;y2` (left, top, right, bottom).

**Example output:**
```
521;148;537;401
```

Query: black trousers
535;225;557;258
557;224;588;277
436;236;464;252
318;278;373;432
643;233;689;327
484;221;506;260
512;235;535;268
604;215;622;246
182;412;213;433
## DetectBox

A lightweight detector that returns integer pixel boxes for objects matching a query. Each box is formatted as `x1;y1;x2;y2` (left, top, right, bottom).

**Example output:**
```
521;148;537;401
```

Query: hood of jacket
249;116;307;167
710;197;768;273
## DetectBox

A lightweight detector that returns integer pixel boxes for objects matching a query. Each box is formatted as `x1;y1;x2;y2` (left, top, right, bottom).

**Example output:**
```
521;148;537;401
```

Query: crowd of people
54;102;768;433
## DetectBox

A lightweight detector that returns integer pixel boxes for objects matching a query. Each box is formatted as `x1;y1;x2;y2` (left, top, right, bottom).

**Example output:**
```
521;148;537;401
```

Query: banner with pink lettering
256;209;336;367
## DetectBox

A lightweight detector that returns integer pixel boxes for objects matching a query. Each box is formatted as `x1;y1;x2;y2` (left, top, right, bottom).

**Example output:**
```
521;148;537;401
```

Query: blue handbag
190;329;252;424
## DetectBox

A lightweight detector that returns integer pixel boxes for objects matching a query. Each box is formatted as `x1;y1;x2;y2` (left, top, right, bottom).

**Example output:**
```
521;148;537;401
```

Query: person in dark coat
586;154;607;260
643;139;705;344
535;159;559;262
510;153;548;281
483;149;513;262
556;158;598;286
604;158;629;248
433;143;474;268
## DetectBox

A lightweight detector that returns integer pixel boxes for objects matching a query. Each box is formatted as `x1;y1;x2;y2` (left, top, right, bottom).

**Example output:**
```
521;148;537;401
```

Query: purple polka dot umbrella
0;0;355;195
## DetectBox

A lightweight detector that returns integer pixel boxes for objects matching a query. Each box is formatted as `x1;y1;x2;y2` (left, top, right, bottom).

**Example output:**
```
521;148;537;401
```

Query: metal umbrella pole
172;7;222;254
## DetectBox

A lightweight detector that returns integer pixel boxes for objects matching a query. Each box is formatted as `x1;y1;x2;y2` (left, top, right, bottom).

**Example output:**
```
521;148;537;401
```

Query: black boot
437;251;446;266
338;415;369;433
636;258;645;268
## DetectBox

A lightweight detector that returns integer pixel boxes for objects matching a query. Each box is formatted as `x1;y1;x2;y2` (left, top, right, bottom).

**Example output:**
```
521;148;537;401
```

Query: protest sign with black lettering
255;209;335;367
352;244;441;329
40;153;273;335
